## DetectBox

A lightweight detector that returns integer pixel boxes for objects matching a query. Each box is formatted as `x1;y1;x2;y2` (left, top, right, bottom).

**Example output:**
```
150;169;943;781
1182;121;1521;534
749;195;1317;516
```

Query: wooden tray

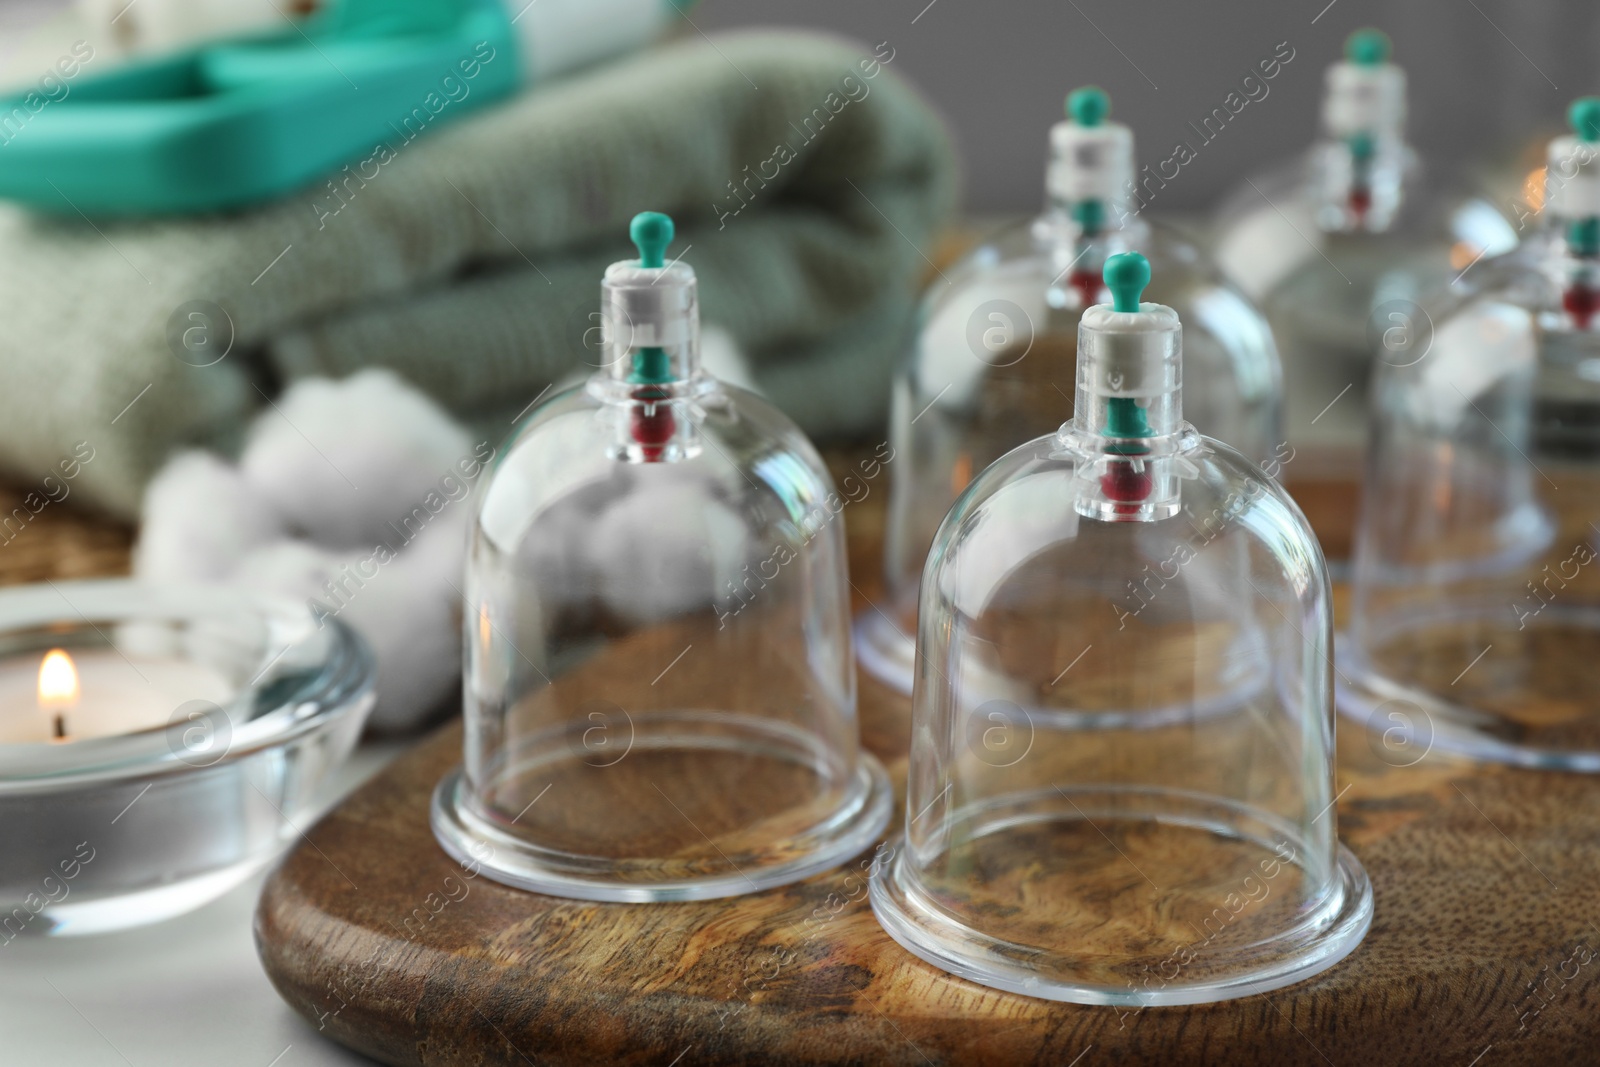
254;473;1600;1066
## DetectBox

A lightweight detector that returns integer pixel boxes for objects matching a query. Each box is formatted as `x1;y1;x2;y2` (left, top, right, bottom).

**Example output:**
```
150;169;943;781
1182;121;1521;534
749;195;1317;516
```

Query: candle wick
53;713;67;741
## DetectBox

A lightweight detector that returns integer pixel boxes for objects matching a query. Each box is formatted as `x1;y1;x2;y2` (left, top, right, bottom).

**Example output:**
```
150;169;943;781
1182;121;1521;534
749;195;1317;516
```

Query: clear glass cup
869;252;1372;1005
1212;29;1519;445
432;213;892;902
1339;100;1600;769
859;87;1283;695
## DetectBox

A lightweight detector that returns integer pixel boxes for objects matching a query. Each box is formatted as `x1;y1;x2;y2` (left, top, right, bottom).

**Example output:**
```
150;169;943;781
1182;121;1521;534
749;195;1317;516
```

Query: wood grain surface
0;484;132;587
251;453;1600;1066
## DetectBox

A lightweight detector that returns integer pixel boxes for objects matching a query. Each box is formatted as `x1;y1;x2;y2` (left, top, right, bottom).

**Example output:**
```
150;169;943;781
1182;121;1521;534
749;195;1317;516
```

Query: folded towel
0;29;954;518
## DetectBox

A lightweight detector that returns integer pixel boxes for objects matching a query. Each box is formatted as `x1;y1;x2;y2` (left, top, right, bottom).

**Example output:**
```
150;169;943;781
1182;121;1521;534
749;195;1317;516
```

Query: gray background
697;0;1599;213
4;0;1594;213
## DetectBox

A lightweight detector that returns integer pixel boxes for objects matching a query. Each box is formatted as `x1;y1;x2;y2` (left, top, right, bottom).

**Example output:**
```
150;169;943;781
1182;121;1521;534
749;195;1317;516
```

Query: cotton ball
589;474;747;626
235;516;468;732
212;539;341;680
336;507;470;732
699;325;758;394
136;370;479;735
232;539;347;604
241;369;472;549
517;489;604;611
134;450;285;585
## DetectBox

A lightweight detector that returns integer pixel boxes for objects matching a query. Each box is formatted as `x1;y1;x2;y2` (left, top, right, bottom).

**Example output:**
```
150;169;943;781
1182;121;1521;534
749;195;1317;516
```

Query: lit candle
39;649;74;740
0;648;232;744
0;579;374;936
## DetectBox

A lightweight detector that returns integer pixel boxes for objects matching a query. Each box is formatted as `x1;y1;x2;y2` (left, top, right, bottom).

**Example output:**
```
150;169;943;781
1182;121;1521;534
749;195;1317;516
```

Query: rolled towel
0;30;954;517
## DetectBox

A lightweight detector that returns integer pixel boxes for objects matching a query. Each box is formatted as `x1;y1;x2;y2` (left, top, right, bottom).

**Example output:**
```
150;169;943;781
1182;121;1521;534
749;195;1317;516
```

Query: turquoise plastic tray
0;0;520;214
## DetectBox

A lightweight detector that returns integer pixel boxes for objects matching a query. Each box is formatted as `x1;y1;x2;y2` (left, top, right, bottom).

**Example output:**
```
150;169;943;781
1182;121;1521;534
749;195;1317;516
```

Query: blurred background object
2;0;1588;211
1339;98;1600;772
0;26;954;518
1211;29;1519;464
75;0;680;67
0;0;690;213
683;0;1591;498
688;0;1595;215
78;0;329;57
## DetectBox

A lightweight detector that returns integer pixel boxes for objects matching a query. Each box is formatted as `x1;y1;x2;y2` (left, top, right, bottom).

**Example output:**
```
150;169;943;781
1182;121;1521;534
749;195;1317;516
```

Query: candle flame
1524;166;1546;214
38;649;79;708
1448;241;1483;272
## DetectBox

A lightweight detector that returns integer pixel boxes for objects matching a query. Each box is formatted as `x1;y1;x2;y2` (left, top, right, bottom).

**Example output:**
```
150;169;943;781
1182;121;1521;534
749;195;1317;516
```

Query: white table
1;741;412;1067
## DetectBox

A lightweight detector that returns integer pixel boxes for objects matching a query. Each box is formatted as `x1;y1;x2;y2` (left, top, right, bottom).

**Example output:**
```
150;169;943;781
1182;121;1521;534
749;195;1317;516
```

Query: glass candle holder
869;253;1372;1005
0;580;374;936
431;212;892;902
859;85;1282;696
1339;98;1600;770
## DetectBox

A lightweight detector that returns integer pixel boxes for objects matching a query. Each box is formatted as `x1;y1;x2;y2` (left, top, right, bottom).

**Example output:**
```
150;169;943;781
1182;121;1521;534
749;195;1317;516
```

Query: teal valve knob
1105;397;1152;439
1570;97;1600;143
1103;251;1150;313
1091;251;1158;457
1567;218;1600;258
625;212;678;384
1345;28;1391;66
1066;86;1110;127
1071;199;1106;233
630;211;674;268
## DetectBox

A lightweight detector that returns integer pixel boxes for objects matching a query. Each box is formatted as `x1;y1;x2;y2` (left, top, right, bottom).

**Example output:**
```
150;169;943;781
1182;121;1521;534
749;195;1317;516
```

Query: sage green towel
0;30;954;518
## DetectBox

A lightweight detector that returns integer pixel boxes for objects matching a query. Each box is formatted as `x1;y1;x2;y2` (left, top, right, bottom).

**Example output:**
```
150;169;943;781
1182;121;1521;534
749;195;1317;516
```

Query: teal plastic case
0;0;520;214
